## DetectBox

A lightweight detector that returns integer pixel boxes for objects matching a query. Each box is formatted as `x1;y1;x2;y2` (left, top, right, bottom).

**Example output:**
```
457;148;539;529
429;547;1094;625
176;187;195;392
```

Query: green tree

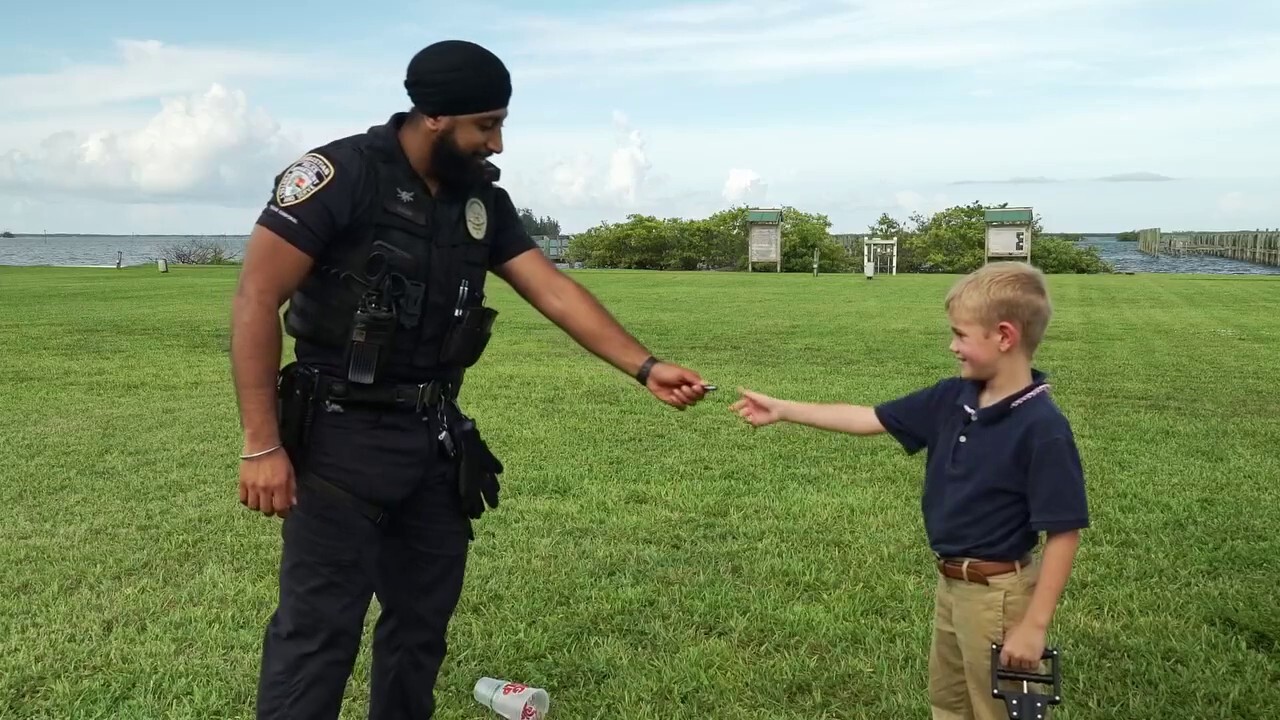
566;205;854;272
563;200;1110;274
563;215;680;269
864;213;906;254
879;201;1110;274
701;207;752;269
517;207;561;237
769;206;851;273
1027;236;1113;273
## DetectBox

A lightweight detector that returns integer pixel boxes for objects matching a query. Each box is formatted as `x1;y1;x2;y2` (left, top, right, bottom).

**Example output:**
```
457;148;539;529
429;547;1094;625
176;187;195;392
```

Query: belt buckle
937;557;990;585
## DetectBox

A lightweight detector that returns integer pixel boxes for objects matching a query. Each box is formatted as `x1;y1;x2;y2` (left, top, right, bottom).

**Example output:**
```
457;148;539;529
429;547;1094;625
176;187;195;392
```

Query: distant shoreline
1;233;248;239
3;232;1126;241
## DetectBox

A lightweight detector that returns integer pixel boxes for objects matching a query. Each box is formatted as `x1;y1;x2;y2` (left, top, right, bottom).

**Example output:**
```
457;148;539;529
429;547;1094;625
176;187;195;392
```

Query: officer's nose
487;131;503;155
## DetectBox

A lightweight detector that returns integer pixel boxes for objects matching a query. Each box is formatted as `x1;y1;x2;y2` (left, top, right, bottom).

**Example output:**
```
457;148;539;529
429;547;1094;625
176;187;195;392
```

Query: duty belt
315;373;456;412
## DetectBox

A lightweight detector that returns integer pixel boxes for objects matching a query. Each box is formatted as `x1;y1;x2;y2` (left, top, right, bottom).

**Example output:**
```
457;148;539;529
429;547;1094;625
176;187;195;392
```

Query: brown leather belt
936;557;1026;585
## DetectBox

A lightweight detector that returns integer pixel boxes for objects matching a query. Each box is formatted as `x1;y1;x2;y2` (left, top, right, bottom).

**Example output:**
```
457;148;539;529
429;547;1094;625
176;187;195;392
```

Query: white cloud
502;0;1162;82
548;155;594;206
5;7;1277;238
1216;191;1261;216
1118;38;1280;91
543;111;651;208
0;84;301;206
722;169;767;204
0;39;318;113
891;191;955;217
605;111;651;204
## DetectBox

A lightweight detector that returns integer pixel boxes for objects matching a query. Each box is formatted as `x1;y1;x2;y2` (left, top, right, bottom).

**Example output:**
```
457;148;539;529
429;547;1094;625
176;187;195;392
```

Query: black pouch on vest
439;305;498;368
276;362;319;471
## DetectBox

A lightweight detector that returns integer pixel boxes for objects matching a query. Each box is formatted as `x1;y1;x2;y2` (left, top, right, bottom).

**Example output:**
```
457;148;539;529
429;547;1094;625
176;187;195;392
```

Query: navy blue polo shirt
873;370;1089;561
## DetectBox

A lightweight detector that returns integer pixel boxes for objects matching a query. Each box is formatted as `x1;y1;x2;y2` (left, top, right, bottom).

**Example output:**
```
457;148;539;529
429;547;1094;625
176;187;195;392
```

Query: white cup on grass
474;677;550;719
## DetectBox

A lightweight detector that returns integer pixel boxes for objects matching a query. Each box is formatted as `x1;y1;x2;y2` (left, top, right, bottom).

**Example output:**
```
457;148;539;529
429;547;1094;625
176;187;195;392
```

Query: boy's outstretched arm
732;388;885;435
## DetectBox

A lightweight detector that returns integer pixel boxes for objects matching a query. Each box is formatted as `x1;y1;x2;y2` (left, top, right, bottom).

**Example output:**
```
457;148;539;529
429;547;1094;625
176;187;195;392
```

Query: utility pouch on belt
277;362;319;471
440;304;497;368
452;413;502;520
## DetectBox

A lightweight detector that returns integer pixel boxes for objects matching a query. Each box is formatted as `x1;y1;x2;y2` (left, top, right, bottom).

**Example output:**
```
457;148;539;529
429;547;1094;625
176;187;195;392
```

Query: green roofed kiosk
746;208;783;272
984;207;1033;264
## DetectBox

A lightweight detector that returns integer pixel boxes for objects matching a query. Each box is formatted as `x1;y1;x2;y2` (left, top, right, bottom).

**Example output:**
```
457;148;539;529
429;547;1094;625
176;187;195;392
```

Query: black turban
404;40;512;116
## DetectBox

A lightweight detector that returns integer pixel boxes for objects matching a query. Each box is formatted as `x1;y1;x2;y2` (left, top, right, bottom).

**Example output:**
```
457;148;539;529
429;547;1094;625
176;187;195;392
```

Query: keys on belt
312;371;460;459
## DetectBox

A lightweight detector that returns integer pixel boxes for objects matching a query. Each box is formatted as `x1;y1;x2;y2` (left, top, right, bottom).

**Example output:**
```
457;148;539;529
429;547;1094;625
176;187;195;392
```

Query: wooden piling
1136;228;1279;267
1138;228;1162;256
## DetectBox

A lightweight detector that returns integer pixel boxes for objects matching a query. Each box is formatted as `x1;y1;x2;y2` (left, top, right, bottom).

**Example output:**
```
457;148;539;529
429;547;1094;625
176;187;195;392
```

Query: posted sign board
987;227;1028;257
749;224;780;263
983;207;1033;263
746;208;783;272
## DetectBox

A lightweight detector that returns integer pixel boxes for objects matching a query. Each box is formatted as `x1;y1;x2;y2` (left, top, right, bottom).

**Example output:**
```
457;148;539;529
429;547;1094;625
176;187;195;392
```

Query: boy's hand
731;388;786;427
1000;621;1047;671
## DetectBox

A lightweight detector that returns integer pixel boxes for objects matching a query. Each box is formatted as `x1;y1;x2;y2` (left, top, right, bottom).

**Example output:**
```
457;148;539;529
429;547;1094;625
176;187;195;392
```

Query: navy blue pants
256;404;472;719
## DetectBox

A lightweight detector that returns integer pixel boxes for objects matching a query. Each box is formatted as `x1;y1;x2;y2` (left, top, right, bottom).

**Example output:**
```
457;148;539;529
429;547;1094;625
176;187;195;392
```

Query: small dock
1138;228;1280;268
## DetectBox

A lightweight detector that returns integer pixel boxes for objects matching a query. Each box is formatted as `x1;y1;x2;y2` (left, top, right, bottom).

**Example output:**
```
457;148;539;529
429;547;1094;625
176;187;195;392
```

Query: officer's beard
428;128;487;194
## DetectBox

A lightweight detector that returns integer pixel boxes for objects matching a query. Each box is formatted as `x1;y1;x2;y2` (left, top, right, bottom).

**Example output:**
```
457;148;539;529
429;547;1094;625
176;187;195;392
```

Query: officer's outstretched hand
646;362;709;410
239;448;297;518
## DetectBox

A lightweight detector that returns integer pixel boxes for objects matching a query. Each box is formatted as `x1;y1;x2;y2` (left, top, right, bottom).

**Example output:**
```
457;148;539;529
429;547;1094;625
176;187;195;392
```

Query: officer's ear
410;109;451;133
428;117;455;133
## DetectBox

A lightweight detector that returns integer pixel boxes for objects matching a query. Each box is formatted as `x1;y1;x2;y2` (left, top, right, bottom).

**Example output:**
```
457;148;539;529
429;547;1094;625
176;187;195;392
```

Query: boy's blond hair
944;261;1052;354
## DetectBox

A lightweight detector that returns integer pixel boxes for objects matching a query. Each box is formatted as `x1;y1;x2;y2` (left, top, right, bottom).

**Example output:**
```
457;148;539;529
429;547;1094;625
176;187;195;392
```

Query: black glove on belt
454;416;502;519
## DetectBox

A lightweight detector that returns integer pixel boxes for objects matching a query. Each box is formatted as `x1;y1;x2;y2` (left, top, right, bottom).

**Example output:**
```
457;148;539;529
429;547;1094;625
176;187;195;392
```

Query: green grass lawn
1;264;1278;719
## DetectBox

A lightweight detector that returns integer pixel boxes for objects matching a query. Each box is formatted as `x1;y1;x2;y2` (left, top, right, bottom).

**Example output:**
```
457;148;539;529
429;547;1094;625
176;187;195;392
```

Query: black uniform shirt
254;113;538;374
256;113;537;267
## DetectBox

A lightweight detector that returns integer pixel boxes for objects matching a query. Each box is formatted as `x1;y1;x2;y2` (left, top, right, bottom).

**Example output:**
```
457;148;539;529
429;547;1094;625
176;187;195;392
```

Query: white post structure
863;237;898;279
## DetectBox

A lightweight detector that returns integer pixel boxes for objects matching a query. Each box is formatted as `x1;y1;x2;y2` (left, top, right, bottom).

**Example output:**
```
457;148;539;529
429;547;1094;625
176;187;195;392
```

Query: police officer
229;39;710;719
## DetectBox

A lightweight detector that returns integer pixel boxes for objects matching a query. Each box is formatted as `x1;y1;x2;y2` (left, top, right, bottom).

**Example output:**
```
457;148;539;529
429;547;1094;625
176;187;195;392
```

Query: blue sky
2;0;1278;235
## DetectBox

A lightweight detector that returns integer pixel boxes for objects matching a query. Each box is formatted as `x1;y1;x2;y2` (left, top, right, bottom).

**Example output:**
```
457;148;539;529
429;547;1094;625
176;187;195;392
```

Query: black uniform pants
256;403;472;719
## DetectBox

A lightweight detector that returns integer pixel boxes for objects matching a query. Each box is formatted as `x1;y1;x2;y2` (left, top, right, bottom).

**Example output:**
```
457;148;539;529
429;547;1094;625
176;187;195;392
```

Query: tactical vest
283;132;497;387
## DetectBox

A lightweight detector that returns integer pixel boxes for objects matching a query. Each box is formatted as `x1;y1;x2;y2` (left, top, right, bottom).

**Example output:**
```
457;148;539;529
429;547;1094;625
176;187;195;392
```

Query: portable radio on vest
344;290;398;384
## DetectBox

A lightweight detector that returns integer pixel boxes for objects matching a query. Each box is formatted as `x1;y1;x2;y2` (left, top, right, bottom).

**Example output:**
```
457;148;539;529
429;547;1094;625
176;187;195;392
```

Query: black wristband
635;356;659;385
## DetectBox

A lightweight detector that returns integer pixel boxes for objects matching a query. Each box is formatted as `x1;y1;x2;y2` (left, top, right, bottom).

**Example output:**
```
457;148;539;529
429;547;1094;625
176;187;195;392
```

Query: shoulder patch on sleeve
275;152;336;206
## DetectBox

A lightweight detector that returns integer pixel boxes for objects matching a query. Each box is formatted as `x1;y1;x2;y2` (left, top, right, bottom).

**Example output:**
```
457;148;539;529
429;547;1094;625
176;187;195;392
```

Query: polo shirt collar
956;369;1050;424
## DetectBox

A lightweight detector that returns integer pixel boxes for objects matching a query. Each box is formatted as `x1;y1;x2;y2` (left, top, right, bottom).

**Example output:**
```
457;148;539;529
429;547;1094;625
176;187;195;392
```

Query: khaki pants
929;557;1043;720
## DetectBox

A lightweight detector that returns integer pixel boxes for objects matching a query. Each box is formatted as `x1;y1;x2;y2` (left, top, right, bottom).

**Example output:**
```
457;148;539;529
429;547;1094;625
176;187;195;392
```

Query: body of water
1076;237;1280;275
2;234;1278;275
0;235;250;268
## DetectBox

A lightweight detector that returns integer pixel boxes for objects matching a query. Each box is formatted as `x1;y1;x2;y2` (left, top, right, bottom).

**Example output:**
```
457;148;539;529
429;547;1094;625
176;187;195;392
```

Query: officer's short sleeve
873;378;958;454
1026;428;1091;533
487;187;539;269
255;146;366;259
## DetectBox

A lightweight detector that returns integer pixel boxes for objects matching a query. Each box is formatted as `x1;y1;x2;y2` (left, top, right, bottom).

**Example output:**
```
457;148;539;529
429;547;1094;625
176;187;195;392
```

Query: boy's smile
949;315;1003;380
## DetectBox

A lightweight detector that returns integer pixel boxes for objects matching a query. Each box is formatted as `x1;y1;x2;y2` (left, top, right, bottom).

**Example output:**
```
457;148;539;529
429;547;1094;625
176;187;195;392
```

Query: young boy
732;261;1088;720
